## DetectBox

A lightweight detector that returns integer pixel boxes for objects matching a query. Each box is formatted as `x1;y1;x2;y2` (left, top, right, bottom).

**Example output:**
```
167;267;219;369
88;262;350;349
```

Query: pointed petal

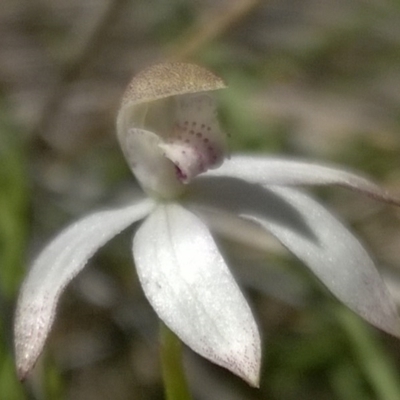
250;187;400;337
133;203;261;386
187;177;400;337
15;199;154;380
206;156;400;205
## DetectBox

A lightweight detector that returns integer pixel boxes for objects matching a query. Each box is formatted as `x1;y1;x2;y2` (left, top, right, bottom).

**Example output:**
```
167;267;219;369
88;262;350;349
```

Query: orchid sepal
133;203;261;386
14;199;154;380
185;176;400;337
206;155;400;205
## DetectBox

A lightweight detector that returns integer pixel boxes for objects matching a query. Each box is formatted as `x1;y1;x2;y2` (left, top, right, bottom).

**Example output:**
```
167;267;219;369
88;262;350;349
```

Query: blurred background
1;0;400;399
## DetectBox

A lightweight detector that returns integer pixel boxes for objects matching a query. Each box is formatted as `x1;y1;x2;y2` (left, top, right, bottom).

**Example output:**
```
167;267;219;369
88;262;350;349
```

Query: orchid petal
160;93;227;182
206;156;400;205
119;127;184;198
188;177;400;337
14;199;155;380
133;203;261;386
249;186;400;337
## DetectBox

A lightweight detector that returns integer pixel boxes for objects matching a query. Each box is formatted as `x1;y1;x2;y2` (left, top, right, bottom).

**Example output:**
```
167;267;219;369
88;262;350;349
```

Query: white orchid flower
14;63;400;387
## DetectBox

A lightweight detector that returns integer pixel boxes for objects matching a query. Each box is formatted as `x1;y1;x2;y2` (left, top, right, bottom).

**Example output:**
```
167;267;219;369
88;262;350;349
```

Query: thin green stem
160;322;193;400
335;306;400;400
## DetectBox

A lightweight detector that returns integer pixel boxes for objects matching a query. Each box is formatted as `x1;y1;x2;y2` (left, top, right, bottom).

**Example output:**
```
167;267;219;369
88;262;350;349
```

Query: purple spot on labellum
175;165;187;181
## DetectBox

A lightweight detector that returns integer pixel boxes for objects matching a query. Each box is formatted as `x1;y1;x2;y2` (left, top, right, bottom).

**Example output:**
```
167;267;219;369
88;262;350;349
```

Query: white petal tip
237;365;260;388
228;348;261;387
249;376;261;388
211;329;261;387
16;361;33;382
14;292;63;382
14;312;46;381
15;339;39;381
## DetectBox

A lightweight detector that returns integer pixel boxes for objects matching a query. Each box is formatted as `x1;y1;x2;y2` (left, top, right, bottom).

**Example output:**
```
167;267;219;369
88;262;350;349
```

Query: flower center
160;93;227;183
117;92;227;200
